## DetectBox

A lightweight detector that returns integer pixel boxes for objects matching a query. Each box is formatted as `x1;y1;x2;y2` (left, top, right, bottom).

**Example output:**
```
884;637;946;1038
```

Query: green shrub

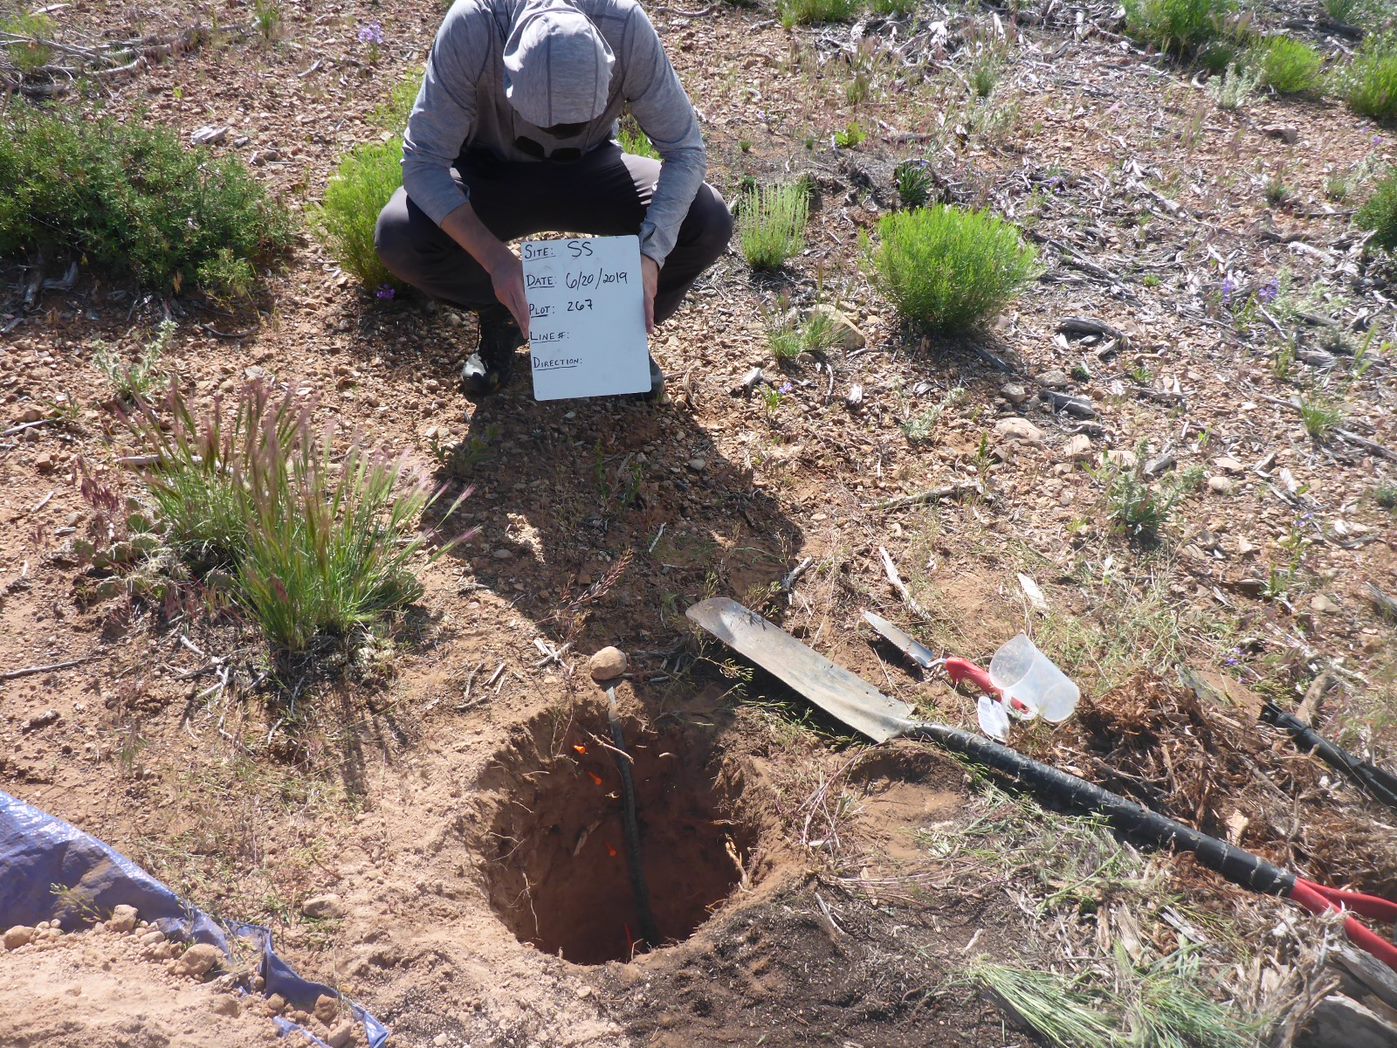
833;120;865;148
0;108;292;300
1344;34;1397;121
127;383;466;652
618;114;660;160
739;182;809;270
1255;36;1325;95
869;0;918;15
1206;63;1259;110
310;138;404;290
1123;0;1237;58
778;0;860;29
2;12;55;73
1357;167;1397;250
867;206;1039;333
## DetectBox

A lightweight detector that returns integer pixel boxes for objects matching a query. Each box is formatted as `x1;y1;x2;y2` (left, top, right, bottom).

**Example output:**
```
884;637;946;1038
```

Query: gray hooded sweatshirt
402;0;707;267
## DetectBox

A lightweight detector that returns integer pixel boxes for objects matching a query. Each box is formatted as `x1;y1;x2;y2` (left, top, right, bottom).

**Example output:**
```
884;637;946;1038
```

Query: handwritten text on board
520;236;650;401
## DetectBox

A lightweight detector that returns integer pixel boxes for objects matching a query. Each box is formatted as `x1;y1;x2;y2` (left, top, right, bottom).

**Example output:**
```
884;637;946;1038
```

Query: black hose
606;688;660;951
900;720;1297;897
1262;702;1397;811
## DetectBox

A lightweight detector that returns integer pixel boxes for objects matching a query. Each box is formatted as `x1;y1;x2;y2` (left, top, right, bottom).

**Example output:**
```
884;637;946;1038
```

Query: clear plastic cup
989;634;1080;723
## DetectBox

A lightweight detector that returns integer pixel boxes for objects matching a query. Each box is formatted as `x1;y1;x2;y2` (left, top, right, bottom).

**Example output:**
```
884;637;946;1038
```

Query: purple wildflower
1259;277;1279;304
375;284;396;301
779;381;793;395
1221;276;1235;306
357;21;384;46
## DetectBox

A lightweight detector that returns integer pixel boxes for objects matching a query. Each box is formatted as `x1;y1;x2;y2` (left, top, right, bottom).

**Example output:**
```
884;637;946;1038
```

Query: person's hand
488;250;530;338
641;255;660;334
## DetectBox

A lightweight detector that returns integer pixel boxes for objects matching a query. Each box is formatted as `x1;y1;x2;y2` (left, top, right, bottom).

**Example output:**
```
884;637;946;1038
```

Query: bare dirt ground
3;1;1396;1046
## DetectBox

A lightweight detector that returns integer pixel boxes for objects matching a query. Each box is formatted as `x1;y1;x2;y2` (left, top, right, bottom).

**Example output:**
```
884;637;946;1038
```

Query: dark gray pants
374;143;733;326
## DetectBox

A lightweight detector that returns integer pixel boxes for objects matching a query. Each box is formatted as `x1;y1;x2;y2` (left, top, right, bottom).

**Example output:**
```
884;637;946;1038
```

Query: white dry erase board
520;235;651;401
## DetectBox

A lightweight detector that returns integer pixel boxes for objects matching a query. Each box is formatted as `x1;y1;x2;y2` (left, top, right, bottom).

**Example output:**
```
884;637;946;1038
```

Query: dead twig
871;481;982;511
1;653;106;682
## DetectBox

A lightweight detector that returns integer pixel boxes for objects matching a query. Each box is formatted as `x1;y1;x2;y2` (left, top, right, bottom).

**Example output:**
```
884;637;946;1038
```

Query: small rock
1310;594;1340;614
589;646;628;682
1261;124;1298;144
266;994;288;1015
3;926;34;950
107;905;138;933
211;995;240;1017
1213;456;1244;474
244;365;269;382
492;548;514;561
326;1021;356;1048
191;125;229;146
315;993;340;1025
809;304;866;350
686;457;707;472
1062;434;1093;462
1037;369;1071;390
993;417;1044;444
434;1035;450;1047
1207;476;1235;495
301;894;347;920
16;407;43;424
1000;382;1030;405
176;943;224;977
22;709;60;732
35;452;57;473
1104;449;1137;470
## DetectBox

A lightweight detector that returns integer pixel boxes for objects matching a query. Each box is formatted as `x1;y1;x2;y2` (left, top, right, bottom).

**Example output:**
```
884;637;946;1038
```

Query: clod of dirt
107;903;138;933
172;942;224;978
475;705;756;965
4;925;34;950
588;646;628;681
300;893;346;919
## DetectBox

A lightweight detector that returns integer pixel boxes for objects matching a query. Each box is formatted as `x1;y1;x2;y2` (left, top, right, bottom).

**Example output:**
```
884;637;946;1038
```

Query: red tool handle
945;658;997;696
1290;879;1397;971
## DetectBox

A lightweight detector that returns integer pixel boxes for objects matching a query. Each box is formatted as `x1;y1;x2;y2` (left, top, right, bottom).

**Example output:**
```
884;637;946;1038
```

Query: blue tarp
0;790;389;1047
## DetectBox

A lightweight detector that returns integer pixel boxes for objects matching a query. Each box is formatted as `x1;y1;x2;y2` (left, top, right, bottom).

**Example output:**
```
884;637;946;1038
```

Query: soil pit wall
476;705;755;965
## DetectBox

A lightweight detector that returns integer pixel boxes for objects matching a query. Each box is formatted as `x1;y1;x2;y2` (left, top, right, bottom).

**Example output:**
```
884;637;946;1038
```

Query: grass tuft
1298;394;1345;439
1207;63;1260;110
310;139;405;291
739;182;809;270
1357;166;1397;252
777;0;860;28
867;205;1038;333
125;383;466;653
0;108;291;301
765;308;841;361
1254;36;1325;95
618;114;661;160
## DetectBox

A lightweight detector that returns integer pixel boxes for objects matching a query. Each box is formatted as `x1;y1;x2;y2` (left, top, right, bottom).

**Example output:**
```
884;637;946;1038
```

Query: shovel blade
686;598;914;743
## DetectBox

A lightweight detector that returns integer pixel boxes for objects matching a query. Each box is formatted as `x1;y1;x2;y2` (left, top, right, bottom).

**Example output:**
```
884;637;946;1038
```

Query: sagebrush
867;205;1038;333
126;383;466;652
311;138;405;290
0;108;292;300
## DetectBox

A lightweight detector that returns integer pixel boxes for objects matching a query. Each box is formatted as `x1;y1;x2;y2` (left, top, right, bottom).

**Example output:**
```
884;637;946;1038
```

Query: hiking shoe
637;355;665;402
461;307;521;396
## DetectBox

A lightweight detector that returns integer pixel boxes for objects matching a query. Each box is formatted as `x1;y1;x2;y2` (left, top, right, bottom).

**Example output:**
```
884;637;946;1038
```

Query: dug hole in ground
3;0;1397;1046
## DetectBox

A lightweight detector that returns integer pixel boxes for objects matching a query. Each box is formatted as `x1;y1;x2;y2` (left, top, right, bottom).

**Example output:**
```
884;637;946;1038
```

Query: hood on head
503;3;615;127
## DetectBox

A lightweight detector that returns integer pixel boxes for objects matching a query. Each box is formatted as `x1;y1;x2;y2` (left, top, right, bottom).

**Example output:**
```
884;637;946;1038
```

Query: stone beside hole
480;709;753;965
